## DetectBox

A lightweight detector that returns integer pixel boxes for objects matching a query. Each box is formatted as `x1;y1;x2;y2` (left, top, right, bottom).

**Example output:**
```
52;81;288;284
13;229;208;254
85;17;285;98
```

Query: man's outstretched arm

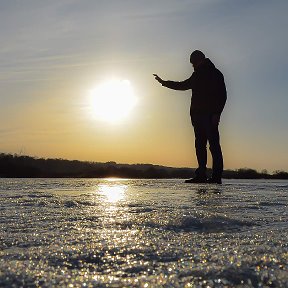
153;74;192;91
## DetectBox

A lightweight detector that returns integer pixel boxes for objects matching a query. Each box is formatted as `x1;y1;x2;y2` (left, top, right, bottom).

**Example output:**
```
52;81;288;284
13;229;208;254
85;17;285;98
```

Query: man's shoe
207;177;222;184
185;177;207;183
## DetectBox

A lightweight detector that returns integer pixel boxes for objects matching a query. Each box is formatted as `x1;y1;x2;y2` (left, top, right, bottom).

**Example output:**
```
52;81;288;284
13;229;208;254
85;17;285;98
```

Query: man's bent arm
161;77;192;91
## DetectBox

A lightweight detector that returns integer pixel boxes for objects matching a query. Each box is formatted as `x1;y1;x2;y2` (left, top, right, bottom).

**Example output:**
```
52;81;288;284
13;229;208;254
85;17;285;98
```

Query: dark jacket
162;58;227;115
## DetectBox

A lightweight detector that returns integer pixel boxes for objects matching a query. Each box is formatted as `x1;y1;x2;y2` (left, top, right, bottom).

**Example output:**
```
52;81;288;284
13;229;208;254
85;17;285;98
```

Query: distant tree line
0;153;288;179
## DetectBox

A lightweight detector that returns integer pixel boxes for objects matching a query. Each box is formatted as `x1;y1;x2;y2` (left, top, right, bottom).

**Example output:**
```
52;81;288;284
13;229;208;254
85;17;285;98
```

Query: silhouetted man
154;50;227;184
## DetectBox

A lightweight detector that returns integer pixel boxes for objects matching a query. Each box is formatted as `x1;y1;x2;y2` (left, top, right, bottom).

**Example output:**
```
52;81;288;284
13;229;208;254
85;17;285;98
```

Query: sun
89;79;137;123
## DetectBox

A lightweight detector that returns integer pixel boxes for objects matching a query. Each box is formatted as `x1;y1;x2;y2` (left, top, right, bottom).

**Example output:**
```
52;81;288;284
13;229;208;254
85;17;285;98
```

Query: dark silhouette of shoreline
0;153;288;179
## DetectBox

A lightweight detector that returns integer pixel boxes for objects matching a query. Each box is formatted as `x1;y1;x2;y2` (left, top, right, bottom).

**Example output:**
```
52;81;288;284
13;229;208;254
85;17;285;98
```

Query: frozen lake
0;178;287;287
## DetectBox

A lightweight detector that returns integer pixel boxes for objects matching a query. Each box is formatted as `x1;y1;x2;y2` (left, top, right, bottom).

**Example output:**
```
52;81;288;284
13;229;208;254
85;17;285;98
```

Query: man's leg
192;114;208;179
208;117;223;182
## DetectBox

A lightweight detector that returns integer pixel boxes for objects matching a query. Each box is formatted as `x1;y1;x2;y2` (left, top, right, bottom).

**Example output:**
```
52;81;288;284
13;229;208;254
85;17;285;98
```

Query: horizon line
1;152;287;174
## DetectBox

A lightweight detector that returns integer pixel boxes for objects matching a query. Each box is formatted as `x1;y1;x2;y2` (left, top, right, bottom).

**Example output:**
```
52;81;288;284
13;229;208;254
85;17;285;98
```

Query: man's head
190;50;205;69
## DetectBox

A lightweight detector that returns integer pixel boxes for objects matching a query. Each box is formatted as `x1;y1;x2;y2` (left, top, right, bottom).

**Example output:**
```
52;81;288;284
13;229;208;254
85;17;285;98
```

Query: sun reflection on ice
98;182;127;203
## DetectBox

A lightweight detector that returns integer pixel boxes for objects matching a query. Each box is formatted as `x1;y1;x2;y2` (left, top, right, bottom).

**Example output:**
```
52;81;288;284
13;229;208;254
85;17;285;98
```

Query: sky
1;0;288;172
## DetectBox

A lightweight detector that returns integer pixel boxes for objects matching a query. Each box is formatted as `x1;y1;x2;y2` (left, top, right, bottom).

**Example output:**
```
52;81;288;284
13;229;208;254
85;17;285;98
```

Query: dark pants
191;113;223;178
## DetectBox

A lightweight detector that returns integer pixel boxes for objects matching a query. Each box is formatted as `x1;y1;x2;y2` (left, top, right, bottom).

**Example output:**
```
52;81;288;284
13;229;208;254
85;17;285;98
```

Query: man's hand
153;74;164;84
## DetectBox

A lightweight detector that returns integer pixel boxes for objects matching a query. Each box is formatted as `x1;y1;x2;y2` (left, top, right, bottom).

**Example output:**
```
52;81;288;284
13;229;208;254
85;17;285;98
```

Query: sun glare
89;79;137;123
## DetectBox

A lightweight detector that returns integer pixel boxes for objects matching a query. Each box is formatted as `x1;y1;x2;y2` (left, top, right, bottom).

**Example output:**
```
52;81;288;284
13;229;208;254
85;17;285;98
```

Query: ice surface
0;179;287;287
